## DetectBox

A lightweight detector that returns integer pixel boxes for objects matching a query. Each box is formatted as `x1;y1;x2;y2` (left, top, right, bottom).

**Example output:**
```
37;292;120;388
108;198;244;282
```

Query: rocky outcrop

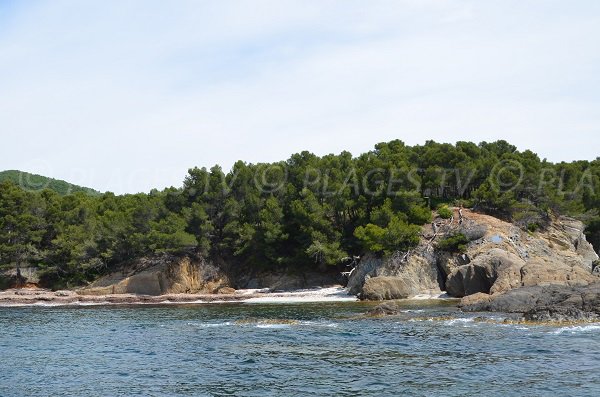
350;209;599;301
79;254;231;296
445;249;524;297
347;249;443;301
0;267;40;289
460;283;600;322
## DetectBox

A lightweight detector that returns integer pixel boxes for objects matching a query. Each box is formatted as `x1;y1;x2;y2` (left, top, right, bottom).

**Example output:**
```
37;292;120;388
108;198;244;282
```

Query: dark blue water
1;301;599;397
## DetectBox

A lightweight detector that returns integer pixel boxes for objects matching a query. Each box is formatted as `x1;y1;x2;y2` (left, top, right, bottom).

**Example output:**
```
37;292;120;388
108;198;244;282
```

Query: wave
551;324;600;335
442;318;476;326
188;321;234;328
255;323;292;329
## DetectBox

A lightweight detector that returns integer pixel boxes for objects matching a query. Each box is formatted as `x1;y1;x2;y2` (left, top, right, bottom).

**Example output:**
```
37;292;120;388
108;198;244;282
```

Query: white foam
301;321;339;328
188;321;233;328
72;301;111;306
443;318;475;326
409;293;453;300
255;323;292;329
234;288;271;295
552;324;600;335
243;286;357;303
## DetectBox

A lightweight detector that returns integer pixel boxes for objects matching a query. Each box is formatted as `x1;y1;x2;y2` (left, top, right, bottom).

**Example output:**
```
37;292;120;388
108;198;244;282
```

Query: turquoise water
1;301;599;396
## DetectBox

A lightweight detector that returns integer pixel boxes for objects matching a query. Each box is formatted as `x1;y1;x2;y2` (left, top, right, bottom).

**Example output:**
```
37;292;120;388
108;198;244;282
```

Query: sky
1;0;599;194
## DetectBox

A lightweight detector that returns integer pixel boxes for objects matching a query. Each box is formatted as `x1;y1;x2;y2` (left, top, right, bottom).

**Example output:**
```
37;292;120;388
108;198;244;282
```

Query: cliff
78;254;232;296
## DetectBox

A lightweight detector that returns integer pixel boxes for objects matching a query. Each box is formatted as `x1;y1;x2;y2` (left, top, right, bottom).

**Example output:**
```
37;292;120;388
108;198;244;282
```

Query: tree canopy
1;139;599;289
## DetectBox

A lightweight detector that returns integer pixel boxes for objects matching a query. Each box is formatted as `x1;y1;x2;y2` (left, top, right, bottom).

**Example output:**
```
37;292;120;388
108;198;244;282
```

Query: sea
1;300;599;396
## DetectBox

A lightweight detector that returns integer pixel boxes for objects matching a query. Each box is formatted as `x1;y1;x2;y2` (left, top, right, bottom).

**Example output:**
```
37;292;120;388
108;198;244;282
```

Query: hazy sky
1;0;599;193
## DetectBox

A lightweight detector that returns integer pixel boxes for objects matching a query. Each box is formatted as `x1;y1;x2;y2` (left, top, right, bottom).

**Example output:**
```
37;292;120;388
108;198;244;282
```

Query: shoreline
0;286;359;307
0;286;461;307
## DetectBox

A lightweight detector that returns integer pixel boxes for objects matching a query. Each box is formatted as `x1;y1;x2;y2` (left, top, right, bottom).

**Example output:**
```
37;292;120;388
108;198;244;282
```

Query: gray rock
461;283;600;321
459;224;488;241
523;306;599;322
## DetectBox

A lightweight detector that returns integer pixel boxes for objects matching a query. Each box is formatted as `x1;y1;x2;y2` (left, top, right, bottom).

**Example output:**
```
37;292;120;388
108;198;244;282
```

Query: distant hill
0;170;101;196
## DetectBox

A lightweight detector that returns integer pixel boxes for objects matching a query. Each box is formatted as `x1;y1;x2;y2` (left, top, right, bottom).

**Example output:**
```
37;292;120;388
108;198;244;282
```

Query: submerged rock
523;307;599;322
366;301;404;316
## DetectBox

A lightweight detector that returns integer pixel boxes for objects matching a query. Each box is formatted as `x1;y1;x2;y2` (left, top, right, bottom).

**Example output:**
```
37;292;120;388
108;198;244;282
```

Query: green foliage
437;233;469;253
0;170;100;196
437;205;453;219
354;215;421;256
2;138;600;289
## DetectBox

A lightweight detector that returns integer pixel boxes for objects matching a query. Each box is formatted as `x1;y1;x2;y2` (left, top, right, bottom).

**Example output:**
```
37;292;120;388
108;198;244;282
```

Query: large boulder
361;276;413;300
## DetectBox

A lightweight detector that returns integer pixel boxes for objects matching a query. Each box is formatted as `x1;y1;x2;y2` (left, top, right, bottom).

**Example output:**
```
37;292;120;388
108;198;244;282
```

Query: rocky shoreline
3;209;599;323
5;283;600;325
0;286;357;306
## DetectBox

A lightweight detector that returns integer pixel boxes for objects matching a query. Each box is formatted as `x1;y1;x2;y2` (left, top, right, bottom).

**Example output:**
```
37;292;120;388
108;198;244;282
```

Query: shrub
437;233;468;253
437;205;453;220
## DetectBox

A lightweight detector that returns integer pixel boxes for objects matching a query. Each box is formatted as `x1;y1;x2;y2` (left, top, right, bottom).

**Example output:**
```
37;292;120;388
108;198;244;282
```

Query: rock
560;216;599;267
348;246;443;299
445;249;525;297
361;276;413;300
351;210;599;301
459;292;492;307
458;223;488;241
436;252;458;280
523;307;599;322
346;254;381;295
216;287;236;294
366;301;404;316
520;260;597;288
55;290;76;297
461;283;600;320
79;254;231;296
0;267;40;289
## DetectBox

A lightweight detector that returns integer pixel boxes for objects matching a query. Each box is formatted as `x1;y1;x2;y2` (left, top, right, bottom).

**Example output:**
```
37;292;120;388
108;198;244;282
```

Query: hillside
0;170;100;196
0;139;599;290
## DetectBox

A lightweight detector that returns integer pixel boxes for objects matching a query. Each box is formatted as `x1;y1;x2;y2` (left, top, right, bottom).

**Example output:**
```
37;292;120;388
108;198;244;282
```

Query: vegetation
436;233;469;253
1;139;599;289
437;204;453;219
0;170;100;196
